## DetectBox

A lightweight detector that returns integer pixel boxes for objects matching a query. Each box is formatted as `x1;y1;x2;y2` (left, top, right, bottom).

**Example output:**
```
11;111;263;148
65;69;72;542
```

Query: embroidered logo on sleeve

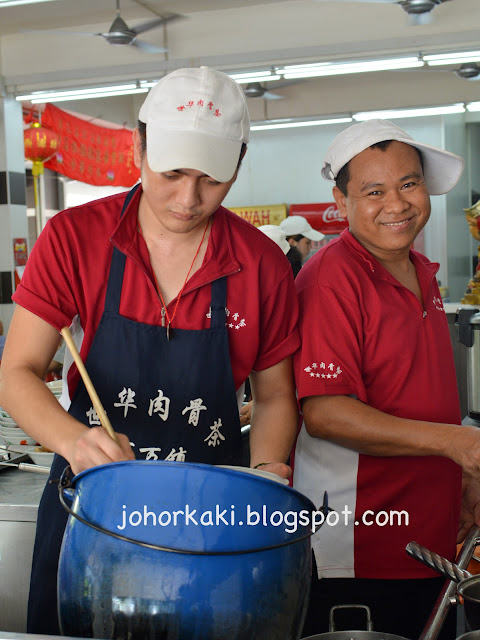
304;361;343;379
432;296;444;312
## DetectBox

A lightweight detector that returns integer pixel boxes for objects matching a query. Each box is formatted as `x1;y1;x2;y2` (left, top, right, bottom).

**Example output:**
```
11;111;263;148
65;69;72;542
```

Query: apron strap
209;277;228;329
104;185;140;314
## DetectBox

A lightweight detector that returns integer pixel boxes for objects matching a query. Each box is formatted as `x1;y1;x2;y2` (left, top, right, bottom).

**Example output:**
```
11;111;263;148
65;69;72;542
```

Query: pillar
0;96;28;332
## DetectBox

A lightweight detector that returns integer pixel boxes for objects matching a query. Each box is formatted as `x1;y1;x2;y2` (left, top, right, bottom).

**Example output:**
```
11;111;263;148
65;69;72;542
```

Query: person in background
256;223;303;278
293;119;478;639
286;244;303;279
280;215;325;262
0;66;299;635
257;224;291;256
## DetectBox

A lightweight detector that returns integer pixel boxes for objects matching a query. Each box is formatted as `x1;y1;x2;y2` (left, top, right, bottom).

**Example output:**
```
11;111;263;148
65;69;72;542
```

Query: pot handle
405;541;472;582
59;464;75;501
329;605;374;632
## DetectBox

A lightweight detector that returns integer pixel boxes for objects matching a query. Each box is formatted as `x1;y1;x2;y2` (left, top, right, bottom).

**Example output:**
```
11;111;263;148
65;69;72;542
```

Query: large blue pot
57;461;316;640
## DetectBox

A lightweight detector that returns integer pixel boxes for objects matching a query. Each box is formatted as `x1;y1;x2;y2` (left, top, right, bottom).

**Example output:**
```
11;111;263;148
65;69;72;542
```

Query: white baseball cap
138;66;250;183
257;225;290;255
321;119;464;195
280;216;325;241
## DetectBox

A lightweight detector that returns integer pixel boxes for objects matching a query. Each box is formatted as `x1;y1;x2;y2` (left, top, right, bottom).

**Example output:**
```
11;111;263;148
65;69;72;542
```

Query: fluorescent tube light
251;117;352;131
353;104;465;120
0;0;58;6
140;80;159;89
281;62;330;71
278;57;422;79
30;88;148;103
229;72;281;84
16;84;148;103
425;51;480;66
466;102;480;112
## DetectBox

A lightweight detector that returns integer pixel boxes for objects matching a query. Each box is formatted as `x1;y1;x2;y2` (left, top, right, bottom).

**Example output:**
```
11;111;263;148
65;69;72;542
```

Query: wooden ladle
60;326;118;444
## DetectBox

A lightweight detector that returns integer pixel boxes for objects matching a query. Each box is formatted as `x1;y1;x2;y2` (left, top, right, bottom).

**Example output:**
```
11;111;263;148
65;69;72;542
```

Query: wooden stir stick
60;326;119;444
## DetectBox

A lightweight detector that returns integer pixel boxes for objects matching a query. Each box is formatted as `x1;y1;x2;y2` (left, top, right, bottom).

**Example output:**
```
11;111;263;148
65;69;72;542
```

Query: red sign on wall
289;203;348;235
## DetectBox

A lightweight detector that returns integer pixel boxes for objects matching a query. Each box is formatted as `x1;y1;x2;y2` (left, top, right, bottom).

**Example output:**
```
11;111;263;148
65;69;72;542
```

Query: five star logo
304;361;342;380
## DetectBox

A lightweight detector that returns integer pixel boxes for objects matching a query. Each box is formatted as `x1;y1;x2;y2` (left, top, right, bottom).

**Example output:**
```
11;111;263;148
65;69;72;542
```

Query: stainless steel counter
0;467;48;521
0;468;48;633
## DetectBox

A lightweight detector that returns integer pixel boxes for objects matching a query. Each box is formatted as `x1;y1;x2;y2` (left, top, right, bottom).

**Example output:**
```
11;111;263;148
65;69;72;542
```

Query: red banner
39;104;140;187
289;203;348;235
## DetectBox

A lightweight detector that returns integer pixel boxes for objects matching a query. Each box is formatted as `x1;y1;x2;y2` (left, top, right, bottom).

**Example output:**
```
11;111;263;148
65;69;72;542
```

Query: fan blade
263;91;284;101
132;13;183;35
131;39;168;53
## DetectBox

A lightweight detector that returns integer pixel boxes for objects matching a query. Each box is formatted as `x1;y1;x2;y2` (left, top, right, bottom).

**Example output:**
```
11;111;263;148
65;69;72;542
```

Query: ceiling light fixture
277;57;423;79
425;51;480;66
0;0;58;6
353;104;465;120
16;84;149;103
251;117;352;131
229;71;281;84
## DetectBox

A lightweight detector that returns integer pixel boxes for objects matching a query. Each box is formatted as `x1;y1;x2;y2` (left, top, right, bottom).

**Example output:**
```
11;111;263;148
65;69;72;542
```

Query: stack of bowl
0;407;37;446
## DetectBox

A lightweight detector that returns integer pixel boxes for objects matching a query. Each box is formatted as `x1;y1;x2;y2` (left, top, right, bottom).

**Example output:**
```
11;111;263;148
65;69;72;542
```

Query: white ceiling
1;0;480;126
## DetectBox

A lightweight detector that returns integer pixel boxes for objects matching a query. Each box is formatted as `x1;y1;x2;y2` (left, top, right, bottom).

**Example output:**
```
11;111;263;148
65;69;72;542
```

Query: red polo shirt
293;229;461;579
13;186;299;401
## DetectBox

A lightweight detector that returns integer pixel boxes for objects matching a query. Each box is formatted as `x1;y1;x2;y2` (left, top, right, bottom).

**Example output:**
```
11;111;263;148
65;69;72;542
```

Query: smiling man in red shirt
293;119;477;638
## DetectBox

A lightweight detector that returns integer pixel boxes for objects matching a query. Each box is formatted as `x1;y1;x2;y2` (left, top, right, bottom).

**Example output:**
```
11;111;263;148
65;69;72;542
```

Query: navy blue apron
27;187;242;634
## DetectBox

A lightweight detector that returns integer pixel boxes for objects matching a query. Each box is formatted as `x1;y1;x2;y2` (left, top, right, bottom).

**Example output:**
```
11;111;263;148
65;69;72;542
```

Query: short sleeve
12;218;79;330
294;282;367;403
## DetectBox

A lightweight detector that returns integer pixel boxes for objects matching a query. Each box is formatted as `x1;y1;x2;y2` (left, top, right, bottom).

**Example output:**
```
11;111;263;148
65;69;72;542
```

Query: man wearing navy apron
0;67;300;634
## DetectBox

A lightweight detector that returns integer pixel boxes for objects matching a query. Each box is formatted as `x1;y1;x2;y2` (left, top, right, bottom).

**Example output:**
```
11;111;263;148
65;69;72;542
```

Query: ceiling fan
23;0;183;53
243;79;304;100
243;83;283;100
454;62;480;80
313;0;453;25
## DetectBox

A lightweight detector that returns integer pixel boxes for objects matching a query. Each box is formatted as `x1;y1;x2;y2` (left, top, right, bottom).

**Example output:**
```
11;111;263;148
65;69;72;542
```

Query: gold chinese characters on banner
229;204;287;227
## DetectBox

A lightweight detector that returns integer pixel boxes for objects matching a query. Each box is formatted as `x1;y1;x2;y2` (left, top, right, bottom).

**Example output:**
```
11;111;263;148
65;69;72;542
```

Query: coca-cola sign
289;203;348;234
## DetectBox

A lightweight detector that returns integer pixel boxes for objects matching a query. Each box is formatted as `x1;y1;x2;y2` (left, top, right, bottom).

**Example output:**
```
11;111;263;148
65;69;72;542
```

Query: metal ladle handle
413;525;480;640
405;541;473;582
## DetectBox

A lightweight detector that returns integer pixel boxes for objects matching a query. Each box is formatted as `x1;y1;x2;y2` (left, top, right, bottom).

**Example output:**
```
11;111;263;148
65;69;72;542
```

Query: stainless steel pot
456;307;480;420
301;605;410;640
